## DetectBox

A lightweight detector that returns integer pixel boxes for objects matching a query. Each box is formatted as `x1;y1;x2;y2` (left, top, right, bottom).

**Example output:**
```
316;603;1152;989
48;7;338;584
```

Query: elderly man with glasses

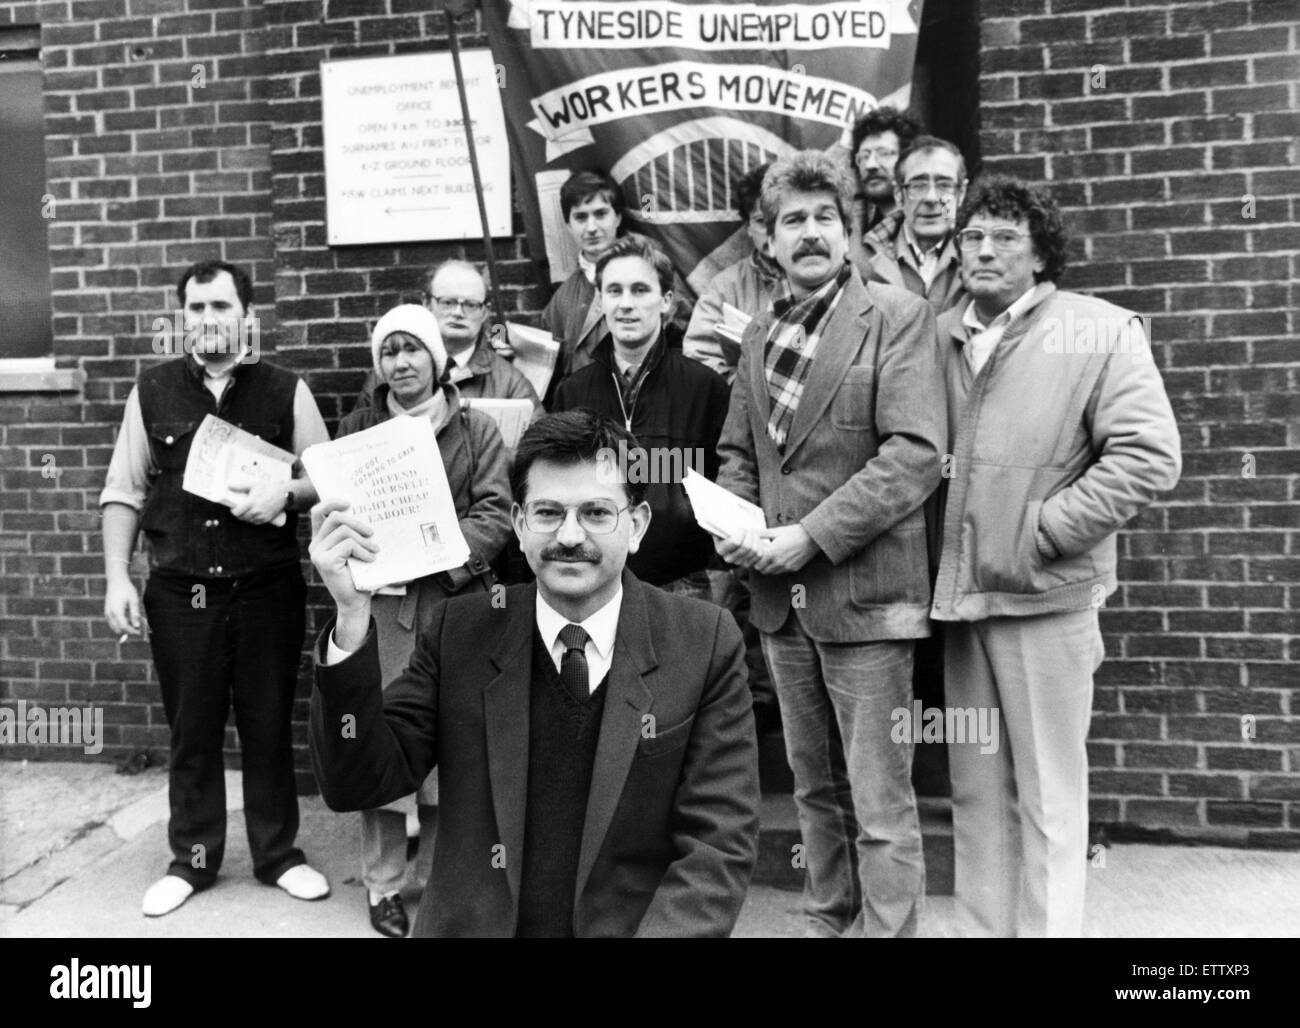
854;135;969;314
426;260;542;410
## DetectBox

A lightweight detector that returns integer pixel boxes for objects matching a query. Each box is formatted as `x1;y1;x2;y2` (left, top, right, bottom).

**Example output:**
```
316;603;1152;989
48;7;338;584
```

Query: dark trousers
143;566;307;888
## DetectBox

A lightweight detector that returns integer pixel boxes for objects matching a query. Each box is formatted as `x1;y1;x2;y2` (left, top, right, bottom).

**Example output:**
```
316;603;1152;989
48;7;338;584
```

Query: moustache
793;244;830;260
541;546;601;564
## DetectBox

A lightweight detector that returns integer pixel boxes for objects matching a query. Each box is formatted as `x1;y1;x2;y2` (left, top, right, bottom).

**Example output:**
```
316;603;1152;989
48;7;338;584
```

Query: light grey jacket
930;285;1182;621
717;268;946;643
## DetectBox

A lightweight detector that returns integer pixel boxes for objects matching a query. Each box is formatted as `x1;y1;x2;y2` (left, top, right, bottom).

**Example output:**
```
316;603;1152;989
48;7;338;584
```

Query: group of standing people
100;105;1182;938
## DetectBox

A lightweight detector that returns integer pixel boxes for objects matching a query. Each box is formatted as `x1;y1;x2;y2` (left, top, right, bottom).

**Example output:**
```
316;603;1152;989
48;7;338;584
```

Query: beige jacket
931;285;1182;621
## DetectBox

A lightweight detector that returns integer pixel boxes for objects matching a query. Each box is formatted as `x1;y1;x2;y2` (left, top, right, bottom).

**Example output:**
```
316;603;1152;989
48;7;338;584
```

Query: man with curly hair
931;176;1182;937
848;106;924;232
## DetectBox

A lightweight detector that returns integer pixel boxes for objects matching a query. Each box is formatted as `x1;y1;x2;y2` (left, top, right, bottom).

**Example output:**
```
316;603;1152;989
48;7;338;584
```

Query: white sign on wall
321;50;511;246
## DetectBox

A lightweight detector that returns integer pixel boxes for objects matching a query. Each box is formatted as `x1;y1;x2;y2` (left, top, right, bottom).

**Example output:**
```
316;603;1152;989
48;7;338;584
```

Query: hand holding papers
301;416;470;592
682;468;766;540
182;414;295;527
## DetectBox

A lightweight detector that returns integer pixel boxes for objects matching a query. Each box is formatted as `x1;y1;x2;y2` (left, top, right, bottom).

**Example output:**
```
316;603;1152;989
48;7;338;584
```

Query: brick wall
0;0;279;773
0;0;542;793
980;0;1300;846
1;0;1297;843
261;3;542;427
260;0;544;785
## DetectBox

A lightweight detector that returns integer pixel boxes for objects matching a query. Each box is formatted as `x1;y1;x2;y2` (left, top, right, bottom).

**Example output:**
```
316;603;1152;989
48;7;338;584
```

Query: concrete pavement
2;759;1297;938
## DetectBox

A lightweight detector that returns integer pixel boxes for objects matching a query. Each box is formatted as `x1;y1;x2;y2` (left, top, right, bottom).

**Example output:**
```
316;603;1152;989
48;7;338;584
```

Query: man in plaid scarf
716;151;947;938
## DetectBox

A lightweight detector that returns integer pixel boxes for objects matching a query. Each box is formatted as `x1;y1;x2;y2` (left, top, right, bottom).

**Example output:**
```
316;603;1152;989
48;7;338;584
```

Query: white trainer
275;864;330;901
142;875;195;917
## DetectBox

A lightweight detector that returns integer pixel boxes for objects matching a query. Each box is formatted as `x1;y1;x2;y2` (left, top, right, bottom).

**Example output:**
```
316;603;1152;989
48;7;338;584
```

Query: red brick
1090;714;1165;741
1167;716;1260;742
1250;776;1300;801
1092;771;1165;797
1091;121;1166;149
1169;773;1244;799
1206;801;1283;827
1122;688;1200;714
1125;799;1204;828
1124;744;1201;770
1171;2;1251;33
1207;746;1283;772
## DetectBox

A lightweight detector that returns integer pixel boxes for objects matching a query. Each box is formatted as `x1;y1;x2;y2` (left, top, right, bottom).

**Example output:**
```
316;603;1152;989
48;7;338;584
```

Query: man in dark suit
308;409;760;937
716;151;946;938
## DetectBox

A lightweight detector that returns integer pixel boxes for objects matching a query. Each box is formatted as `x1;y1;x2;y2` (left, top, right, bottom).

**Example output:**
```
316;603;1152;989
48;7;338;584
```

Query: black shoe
369;893;409;939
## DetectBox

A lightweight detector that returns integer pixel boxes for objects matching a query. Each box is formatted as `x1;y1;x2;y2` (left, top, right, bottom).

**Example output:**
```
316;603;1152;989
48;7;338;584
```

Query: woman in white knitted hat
336;303;513;938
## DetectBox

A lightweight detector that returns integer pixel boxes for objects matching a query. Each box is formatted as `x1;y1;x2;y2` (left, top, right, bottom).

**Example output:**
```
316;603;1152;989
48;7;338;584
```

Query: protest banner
483;0;925;297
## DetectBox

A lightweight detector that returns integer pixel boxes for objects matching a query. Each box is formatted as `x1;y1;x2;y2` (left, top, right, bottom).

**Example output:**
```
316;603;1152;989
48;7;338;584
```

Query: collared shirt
961;282;1053;375
612;337;653;385
325;587;624;690
444;343;477;375
99;354;329;510
535;587;621;690
900;222;948;292
610;334;662;418
578;251;597;285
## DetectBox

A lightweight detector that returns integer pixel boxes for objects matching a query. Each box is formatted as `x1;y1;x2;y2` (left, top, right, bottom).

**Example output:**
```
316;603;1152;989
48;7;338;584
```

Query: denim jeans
762;617;924;937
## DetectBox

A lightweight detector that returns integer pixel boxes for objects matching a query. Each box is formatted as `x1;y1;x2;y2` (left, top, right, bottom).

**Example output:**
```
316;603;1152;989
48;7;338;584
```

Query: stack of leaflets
682;468;767;540
181;414;296;528
463;397;535;451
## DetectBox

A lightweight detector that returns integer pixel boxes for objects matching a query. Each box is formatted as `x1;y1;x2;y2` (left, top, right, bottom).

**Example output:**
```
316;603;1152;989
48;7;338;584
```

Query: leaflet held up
301;416;470;592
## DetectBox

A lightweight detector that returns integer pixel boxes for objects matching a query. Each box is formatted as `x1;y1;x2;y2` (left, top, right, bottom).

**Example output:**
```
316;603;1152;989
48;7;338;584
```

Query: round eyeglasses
901;177;961;199
955;228;1032;253
522;500;630;535
431;296;486;315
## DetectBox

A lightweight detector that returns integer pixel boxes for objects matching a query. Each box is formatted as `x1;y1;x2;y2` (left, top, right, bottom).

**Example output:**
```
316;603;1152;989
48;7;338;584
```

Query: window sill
0;358;85;393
